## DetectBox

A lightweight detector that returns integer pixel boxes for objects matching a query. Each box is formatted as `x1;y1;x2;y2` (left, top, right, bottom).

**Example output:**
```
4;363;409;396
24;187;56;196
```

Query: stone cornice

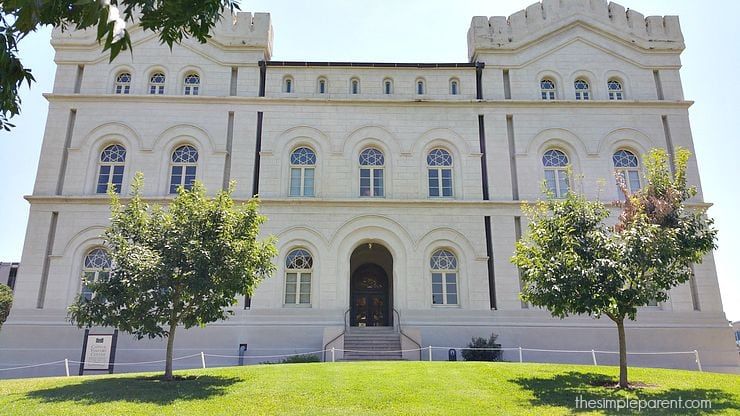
44;93;694;109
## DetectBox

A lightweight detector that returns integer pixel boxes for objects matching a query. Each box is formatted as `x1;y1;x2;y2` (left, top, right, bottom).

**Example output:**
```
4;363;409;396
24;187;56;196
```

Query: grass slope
0;362;738;415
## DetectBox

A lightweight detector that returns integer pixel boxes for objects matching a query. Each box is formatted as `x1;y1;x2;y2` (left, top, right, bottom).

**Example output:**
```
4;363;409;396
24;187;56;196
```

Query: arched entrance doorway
349;243;392;327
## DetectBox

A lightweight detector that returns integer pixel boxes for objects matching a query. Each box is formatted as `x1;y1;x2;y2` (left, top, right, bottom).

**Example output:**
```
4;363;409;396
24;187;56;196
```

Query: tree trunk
163;321;177;381
615;318;628;388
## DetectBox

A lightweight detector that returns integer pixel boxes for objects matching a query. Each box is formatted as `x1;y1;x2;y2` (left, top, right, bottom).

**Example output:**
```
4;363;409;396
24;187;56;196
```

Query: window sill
283;304;312;308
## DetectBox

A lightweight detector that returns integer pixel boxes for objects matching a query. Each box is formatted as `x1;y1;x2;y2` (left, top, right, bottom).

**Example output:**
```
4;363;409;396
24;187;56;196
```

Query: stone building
2;0;738;376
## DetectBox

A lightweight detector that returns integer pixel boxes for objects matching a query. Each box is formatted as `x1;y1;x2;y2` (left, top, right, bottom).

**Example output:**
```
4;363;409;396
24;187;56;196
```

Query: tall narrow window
540;79;556;100
427;148;453;197
574;79;590;100
81;248;111;301
542;149;570;197
183;73;200;95
289;147;316;197
416;79;425;95
96;144;126;194
285;249;312;305
359;148;384;197
613;149;641;198
608;79;624;100
284;77;293;93
351;78;360;94
114;72;131;94
450;79;459;95
431;249;458;306
317;78;327;94
149;72;165;94
169;145;198;193
384;79;393;95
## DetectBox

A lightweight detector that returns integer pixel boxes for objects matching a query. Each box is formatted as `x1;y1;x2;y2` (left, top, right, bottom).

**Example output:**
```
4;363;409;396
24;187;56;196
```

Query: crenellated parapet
51;11;273;59
468;0;684;60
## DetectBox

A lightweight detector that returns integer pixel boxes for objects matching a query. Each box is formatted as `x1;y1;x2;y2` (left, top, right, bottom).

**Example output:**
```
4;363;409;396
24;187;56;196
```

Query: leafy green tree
69;173;276;380
0;284;13;330
1;0;240;131
511;148;716;388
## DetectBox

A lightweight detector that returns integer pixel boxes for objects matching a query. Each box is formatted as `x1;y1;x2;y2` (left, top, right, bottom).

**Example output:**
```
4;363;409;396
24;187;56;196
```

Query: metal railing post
694;350;702;372
591;349;597;366
201;351;206;369
428;346;433;362
64;358;70;377
518;346;523;363
331;347;335;362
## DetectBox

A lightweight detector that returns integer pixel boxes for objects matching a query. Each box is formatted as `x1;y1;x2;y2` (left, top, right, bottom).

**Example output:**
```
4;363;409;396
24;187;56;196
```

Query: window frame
284;249;313;306
383;78;393;95
540;78;556;100
289;147;317;197
169;144;199;194
81;248;111;301
148;72;166;95
416;78;426;95
183;73;200;96
427;148;454;198
317;77;327;94
449;78;460;95
350;78;360;95
608;79;624;100
114;72;132;94
283;76;294;93
542;149;570;198
574;79;590;100
358;147;385;198
96;144;127;194
613;149;641;198
430;249;459;306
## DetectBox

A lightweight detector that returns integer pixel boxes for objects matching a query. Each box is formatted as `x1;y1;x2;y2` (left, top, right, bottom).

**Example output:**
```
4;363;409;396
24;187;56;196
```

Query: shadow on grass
27;374;241;405
512;371;739;415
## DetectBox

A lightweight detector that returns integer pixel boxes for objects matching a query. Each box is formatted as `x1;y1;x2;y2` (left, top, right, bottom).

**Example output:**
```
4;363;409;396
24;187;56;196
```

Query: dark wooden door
350;264;389;327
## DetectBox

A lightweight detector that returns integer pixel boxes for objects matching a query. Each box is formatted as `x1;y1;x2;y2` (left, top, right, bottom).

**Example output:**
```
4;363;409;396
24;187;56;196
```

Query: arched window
450;79;459;95
359;148;384;197
608;79;624;100
285;249;312;305
148;72;165;95
383;79;393;95
574;79;590;100
613;149;641;197
317;78;327;94
169;145;198;194
416;79;425;95
96;144;126;194
540;79;556;100
183;73;200;95
289;147;316;197
351;78;360;94
431;249;458;305
114;72;131;94
81;248;111;301
283;76;294;93
542;149;570;197
427;148;453;197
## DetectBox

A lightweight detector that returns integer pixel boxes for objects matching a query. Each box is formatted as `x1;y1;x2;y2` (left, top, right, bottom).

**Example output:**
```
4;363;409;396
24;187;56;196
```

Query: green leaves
0;0;240;131
0;283;13;330
68;173;277;341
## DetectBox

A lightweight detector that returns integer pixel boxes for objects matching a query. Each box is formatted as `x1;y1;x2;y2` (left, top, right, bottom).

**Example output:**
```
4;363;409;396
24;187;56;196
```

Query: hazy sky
1;0;738;321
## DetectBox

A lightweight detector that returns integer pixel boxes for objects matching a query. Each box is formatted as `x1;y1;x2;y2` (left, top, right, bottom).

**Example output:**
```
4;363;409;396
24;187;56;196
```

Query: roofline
263;61;483;69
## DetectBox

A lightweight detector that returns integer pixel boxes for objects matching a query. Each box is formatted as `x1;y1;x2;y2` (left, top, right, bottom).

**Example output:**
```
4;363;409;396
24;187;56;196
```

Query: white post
200;351;206;369
331;347;335;363
64;358;70;377
694;350;702;372
428;346;433;362
518;346;523;363
591;349;597;366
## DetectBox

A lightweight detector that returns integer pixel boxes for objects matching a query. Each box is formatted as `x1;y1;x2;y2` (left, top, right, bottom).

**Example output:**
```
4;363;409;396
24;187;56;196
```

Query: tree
1;0;240;131
0;284;13;330
68;173;276;380
511;148;716;388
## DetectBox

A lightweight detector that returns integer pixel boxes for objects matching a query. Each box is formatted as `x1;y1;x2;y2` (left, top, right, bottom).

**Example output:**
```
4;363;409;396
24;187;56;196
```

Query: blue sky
1;0;738;321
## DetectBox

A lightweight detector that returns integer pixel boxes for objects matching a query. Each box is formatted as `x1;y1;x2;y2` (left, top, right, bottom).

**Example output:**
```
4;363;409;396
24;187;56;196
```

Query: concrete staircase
343;327;403;360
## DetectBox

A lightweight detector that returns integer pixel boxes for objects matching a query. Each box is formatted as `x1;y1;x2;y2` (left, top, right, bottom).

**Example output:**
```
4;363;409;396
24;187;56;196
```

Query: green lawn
0;362;738;415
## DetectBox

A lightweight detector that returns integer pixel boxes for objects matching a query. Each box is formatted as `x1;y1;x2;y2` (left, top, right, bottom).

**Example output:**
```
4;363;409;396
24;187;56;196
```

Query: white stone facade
2;1;738;376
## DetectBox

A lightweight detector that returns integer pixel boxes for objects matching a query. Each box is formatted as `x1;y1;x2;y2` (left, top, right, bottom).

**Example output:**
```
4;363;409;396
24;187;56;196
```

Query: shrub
281;354;320;364
0;284;12;330
461;333;502;362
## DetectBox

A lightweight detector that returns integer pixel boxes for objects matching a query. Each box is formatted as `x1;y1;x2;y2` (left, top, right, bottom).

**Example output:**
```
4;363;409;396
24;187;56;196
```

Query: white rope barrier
68;353;201;366
204;349;328;359
0;360;66;372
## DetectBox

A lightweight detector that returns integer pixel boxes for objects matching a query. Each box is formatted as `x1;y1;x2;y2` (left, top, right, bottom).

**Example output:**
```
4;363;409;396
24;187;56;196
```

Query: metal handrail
393;308;422;360
322;308;350;362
